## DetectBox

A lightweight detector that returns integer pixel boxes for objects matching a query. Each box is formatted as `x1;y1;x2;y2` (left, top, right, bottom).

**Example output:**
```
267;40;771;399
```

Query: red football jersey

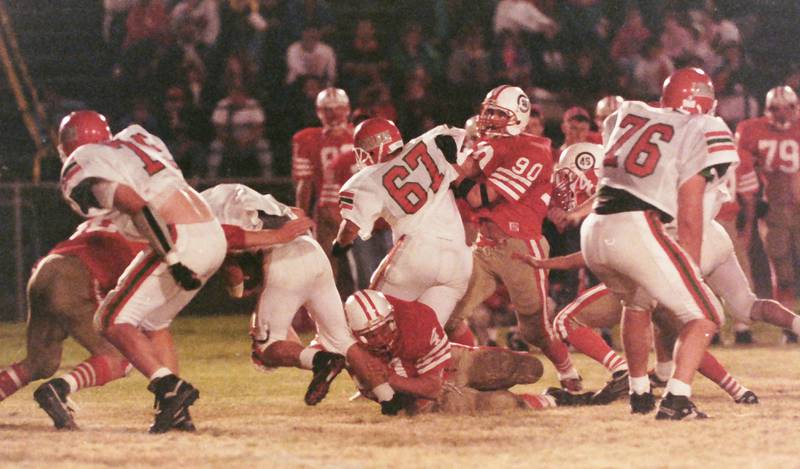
291;126;356;208
736;116;800;206
470;134;554;238
49;219;145;297
385;295;452;378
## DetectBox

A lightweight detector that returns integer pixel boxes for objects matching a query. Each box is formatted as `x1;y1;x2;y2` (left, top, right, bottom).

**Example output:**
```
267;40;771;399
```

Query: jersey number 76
382;143;444;214
603;114;674;177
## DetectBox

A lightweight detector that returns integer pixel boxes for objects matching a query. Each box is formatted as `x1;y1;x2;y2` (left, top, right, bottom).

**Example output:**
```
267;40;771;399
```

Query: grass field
1;315;798;468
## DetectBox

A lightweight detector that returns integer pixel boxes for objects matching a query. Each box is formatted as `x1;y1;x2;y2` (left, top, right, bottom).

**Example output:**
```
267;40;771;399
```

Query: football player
580;68;739;419
0;218;139;430
736;85;800;343
593;95;624;136
446;85;581;391
58;110;227;433
202;183;393;406
334;118;473;327
344;290;590;415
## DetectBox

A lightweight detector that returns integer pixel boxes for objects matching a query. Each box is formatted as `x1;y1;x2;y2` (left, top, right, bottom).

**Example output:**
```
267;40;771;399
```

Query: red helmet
353;117;403;168
58;110;111;161
660;67;716;115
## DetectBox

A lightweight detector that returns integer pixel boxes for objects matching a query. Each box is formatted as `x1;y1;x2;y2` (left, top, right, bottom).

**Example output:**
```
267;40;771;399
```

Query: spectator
283;0;336;42
355;81;398;123
631;37;674;100
713;43;758;127
219;0;270;73
563;47;613;109
493;0;557;37
389;23;443;92
340;19;387;97
660;12;695;61
285;24;336;85
158;86;208;177
158;15;211;85
117;96;161;132
103;0;137;51
209;60;272;178
183;61;213;111
397;66;438;138
123;0;170;49
525;104;545;137
447;26;491;91
559;106;592;153
610;8;651;69
171;0;221;48
492;30;533;85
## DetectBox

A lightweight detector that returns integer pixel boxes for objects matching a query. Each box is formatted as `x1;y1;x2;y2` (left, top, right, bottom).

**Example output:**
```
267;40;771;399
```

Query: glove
168;262;202;290
331;241;352;258
380;393;406;416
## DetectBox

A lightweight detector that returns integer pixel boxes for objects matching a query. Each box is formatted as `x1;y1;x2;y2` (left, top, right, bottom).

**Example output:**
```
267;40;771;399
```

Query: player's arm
465;181;500;208
295;179;313;215
387;368;445;400
221;216;315;250
291;135;315;213
111;183;202;289
332;219;359;256
677;174;707;264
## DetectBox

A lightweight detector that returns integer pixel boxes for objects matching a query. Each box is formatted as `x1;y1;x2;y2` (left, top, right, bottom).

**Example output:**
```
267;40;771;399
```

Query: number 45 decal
603;114;674;177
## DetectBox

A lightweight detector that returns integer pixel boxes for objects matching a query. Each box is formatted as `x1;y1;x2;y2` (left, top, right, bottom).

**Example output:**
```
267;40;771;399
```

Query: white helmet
315;87;350;129
344;290;397;353
765;86;798;130
594;95;624;129
552;143;603;210
477;85;530;137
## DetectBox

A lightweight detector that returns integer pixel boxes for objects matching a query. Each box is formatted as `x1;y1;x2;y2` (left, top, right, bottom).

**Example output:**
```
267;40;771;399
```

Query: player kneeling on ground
344;289;592;415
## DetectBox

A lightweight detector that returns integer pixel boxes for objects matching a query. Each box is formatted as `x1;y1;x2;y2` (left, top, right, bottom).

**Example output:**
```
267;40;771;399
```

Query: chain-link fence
0;178;294;322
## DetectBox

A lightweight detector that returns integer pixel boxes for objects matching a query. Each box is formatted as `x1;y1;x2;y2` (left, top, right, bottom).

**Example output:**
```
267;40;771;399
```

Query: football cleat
171;407;197;432
33;378;78;430
648;370;668;389
304;351;346;406
591;370;629;405
734;330;754;344
630;391;656;414
544;387;594;407
147;375;199;434
655;393;708;420
734;390;759;405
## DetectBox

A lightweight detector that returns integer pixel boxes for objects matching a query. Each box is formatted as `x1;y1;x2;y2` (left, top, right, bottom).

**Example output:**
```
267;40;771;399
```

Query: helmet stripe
491;85;510;101
353;291;374;321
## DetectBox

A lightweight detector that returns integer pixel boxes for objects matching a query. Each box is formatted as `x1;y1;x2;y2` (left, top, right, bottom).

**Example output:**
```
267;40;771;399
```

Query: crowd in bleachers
64;0;797;180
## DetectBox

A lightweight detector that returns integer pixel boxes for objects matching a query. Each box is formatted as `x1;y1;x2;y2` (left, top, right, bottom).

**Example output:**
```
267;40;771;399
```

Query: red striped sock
62;356;127;393
0;362;30;401
566;325;627;372
520;393;557;409
542;338;573;374
698;352;745;399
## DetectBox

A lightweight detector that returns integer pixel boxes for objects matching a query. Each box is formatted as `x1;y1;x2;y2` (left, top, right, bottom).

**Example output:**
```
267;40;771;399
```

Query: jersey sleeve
734;121;759;194
291;131;315;181
60;147;127;217
680;116;739;185
339;173;384;240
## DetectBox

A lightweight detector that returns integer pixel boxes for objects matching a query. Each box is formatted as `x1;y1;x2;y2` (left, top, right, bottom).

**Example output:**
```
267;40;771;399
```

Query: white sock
299;348;317;370
62;374;79;393
791;317;800;335
629;375;650;395
373;382;395;402
149;367;172;382
665;378;692;397
558;368;580;381
655;361;673;381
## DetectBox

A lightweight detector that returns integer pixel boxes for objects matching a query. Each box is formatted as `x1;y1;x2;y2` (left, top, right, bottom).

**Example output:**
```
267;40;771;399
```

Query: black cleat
148;375;199;434
171;407;197;432
33;378;78;430
304;351;346;406
630;391;656;414
648;370;668;389
655;393;708;420
591;370;629;405
734;390;759;405
544;387;594;407
734;330;754;344
782;330;798;344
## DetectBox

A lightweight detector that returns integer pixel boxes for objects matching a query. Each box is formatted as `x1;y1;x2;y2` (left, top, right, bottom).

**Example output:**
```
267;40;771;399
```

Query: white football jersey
339;125;466;244
201;183;295;230
59;125;187;240
600;101;739;219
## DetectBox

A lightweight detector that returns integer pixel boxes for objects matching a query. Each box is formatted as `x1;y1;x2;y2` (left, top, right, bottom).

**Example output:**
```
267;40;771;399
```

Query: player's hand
331;240;352;258
380;393;406;416
168;262;202;290
274;216;314;244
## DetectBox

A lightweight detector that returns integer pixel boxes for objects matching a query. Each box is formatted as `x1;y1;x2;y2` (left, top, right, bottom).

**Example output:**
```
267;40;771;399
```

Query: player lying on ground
343;289;593;415
202;183;393;406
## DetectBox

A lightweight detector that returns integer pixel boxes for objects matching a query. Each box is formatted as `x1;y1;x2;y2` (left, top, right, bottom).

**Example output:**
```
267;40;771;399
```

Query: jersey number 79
382;143;444;214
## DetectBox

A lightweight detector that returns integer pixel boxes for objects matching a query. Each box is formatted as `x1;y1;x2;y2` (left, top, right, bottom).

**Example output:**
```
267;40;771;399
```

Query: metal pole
13;183;25;321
